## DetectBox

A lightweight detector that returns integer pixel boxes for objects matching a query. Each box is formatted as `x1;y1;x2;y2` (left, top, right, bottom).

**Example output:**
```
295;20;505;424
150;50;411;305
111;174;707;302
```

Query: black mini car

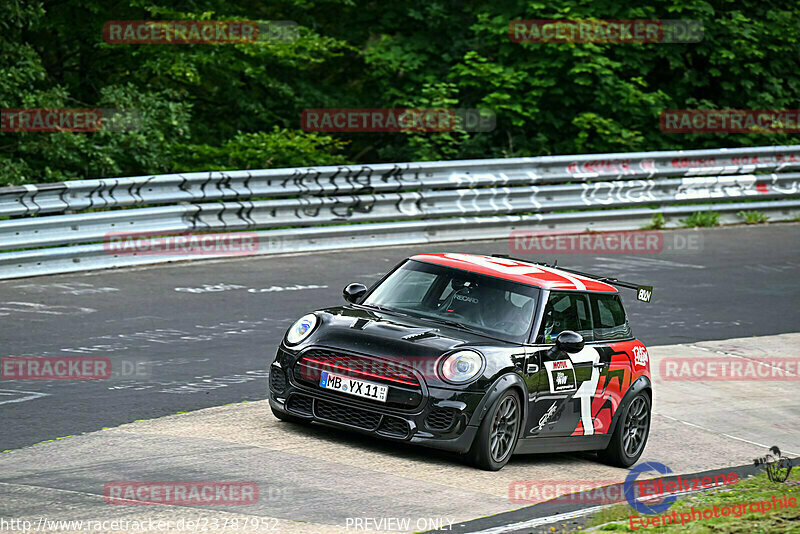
269;253;653;470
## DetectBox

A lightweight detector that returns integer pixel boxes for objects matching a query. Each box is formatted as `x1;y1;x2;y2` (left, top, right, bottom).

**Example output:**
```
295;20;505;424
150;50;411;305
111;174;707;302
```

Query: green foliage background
2;0;799;186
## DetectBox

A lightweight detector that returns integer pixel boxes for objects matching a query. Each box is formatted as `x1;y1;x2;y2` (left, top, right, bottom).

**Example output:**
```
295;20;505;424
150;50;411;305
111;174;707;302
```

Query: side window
590;293;632;340
538;292;593;343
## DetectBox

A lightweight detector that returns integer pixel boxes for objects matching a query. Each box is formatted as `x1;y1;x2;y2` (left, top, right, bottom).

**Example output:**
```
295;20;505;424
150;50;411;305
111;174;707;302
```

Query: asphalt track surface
0;223;798;453
0;333;798;533
0;223;798;533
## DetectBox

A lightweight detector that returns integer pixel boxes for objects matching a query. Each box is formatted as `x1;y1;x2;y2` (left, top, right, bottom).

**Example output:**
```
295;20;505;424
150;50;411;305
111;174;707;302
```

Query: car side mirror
343;283;367;304
555;330;584;354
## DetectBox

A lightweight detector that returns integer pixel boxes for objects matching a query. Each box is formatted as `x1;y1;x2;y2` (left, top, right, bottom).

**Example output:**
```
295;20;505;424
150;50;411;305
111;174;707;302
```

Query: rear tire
467;390;521;471
271;405;310;425
598;392;651;467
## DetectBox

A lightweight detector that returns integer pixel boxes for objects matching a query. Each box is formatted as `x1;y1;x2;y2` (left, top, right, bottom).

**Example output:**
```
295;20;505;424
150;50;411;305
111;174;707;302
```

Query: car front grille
298;349;420;387
285;394;411;439
294;347;425;410
315;398;381;430
269;367;287;393
377;416;410;439
286;394;313;416
425;408;456;431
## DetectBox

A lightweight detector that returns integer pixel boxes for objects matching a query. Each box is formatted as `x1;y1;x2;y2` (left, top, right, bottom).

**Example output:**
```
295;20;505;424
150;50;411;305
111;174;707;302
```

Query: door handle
593;362;609;369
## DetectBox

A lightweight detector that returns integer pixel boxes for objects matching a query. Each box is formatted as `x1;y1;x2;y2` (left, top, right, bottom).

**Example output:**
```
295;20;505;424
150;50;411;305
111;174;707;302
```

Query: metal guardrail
1;145;799;279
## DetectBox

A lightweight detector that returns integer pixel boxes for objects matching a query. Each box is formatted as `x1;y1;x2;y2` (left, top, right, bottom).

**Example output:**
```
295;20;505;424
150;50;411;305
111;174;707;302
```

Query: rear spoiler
490;254;654;303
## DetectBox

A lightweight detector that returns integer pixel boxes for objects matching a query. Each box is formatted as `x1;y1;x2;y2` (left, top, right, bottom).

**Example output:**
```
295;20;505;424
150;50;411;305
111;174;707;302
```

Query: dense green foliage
2;0;800;185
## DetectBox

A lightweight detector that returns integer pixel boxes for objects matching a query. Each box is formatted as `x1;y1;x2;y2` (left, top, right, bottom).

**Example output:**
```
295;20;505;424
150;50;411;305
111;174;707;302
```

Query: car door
523;291;605;438
583;292;637;436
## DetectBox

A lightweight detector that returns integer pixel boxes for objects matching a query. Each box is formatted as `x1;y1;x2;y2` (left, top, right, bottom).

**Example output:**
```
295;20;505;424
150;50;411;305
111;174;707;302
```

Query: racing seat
440;283;485;325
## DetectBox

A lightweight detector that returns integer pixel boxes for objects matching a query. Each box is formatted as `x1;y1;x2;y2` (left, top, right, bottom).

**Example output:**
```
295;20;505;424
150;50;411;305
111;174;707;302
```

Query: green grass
641;213;666;230
585;473;800;533
737;210;769;224
680;211;720;228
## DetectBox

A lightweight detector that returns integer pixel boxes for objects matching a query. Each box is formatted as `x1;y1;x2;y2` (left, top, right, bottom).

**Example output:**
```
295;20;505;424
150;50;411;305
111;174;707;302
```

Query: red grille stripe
301;357;420;387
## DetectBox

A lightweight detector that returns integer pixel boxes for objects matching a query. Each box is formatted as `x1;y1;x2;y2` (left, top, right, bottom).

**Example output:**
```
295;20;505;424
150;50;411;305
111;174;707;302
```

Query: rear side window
590;293;632;340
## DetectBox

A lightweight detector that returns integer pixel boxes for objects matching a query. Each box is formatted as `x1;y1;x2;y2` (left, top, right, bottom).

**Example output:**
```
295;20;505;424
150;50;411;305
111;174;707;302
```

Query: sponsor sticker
637;286;654;303
633;346;650;368
544;359;577;393
531;401;559;433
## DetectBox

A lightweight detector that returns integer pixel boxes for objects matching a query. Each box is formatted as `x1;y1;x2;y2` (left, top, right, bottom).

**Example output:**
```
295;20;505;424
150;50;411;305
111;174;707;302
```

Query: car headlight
285;314;318;345
440;350;484;384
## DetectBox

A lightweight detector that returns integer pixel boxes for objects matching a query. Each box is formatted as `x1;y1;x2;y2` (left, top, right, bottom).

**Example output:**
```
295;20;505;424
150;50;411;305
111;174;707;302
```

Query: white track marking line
684;343;798;376
0;390;50;406
463;504;611;534
653;412;800;456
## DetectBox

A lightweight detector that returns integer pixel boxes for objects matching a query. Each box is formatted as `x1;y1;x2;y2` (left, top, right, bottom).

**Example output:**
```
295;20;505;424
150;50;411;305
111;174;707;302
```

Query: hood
304;305;513;363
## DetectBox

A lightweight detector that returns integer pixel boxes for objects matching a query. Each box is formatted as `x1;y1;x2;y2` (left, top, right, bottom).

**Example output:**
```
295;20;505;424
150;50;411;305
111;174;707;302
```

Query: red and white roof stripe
411;253;617;292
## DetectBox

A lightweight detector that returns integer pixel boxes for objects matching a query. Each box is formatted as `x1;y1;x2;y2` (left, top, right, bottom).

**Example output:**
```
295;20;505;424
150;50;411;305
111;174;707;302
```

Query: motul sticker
544;359;577;393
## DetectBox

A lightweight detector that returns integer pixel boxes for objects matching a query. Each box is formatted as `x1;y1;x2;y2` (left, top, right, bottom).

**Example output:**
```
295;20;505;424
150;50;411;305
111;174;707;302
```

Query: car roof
410;253;618;293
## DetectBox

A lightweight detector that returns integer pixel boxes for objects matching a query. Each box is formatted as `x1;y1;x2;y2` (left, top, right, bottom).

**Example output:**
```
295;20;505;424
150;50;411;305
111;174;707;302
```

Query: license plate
319;371;388;402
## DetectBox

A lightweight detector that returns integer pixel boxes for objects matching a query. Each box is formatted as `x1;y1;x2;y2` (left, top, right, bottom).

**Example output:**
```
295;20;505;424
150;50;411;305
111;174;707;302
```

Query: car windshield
363;259;539;343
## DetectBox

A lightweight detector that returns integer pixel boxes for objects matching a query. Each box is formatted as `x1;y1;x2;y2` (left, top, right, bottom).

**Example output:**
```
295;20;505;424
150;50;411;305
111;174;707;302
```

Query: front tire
598;392;651;467
468;390;521;471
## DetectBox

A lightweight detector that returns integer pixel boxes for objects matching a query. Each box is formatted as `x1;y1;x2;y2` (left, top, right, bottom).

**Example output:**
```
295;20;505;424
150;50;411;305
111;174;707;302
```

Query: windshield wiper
362;303;410;317
363;305;487;336
424;316;487;336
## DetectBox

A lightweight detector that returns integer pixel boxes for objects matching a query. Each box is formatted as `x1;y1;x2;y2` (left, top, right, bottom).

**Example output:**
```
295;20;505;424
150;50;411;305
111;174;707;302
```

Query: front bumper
268;353;485;454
